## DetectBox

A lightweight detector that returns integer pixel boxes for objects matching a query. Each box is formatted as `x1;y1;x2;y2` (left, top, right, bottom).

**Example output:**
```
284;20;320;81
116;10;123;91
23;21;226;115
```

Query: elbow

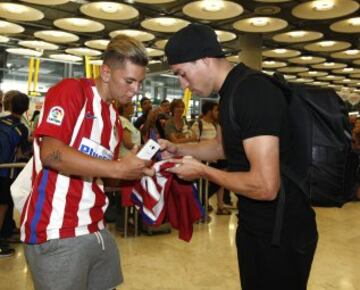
259;182;280;201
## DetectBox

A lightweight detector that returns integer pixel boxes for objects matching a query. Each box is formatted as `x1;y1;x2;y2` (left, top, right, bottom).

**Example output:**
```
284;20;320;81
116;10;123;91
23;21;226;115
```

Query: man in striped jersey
20;35;153;290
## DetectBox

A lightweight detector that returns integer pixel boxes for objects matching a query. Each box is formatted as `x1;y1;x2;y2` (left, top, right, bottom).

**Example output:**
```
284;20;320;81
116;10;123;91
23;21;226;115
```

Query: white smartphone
136;139;161;160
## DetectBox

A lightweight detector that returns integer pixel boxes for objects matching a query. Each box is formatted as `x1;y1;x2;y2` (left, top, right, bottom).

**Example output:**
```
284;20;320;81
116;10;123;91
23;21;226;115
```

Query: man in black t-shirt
134;97;152;130
160;23;318;290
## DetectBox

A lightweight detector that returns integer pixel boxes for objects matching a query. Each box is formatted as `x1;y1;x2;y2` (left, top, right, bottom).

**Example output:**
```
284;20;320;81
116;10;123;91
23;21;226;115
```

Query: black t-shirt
134;113;148;129
219;64;315;239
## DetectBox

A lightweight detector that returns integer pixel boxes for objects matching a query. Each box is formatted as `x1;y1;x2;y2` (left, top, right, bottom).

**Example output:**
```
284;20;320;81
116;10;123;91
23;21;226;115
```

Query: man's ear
100;64;111;83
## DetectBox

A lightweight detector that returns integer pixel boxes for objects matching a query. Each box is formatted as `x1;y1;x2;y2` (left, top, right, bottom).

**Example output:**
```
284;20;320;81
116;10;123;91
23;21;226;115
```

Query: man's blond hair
103;34;148;68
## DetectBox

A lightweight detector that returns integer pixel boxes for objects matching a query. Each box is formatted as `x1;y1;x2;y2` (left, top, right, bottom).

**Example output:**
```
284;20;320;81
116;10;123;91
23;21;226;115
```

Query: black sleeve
134;115;145;129
233;75;287;140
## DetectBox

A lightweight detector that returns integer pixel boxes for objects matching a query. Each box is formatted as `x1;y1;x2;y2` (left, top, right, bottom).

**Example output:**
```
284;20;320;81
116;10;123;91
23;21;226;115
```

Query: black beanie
165;23;224;65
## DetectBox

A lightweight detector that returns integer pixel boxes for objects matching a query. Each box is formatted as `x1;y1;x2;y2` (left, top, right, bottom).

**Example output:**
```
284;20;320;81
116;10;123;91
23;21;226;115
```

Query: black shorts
236;220;318;290
0;177;12;204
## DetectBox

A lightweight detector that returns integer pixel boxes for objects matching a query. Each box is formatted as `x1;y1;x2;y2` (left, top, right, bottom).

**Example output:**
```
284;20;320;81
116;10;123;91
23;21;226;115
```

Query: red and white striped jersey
20;78;122;244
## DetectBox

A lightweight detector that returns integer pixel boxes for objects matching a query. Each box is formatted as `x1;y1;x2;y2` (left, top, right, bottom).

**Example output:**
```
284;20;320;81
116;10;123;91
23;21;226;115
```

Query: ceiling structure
0;0;359;97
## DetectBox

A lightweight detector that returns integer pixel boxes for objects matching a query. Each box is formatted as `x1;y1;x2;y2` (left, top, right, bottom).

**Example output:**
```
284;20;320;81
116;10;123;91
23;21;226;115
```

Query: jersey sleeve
233;76;287;140
34;79;86;144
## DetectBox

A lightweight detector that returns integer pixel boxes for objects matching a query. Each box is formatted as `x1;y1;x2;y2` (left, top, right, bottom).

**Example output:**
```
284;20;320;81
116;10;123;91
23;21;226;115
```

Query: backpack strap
271;180;285;246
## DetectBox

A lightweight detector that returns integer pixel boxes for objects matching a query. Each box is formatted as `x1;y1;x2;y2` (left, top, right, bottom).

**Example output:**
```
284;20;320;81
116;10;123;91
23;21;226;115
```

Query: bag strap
271;180;285;246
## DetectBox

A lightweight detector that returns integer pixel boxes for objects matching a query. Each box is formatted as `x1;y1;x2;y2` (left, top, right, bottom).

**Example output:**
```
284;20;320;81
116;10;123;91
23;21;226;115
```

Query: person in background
118;101;141;157
134;96;152;130
0;90;3;113
20;34;153;290
161;23;318;290
159;99;170;117
164;99;197;144
156;112;169;139
191;101;231;215
0;90;19;117
0;92;31;257
30;110;40;133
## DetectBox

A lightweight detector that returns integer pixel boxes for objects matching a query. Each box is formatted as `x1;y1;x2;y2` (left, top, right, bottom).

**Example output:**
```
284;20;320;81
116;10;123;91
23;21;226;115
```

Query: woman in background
164;99;197;144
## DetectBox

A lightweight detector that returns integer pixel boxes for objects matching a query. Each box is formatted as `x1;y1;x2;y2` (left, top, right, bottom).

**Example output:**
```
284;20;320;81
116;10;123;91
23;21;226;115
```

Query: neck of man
213;59;234;92
95;78;112;104
11;113;22;119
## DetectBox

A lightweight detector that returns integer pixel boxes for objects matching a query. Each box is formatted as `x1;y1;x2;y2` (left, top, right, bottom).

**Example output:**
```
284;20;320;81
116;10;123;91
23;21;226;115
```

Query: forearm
177;139;225;161
203;166;278;201
40;138;124;178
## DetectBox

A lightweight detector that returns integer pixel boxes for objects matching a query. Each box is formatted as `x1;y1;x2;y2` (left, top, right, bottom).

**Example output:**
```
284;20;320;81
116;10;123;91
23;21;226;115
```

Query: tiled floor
1;201;359;290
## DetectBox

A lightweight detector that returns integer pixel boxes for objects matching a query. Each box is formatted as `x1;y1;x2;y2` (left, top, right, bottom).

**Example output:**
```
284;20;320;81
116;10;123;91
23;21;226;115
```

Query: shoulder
120;116;132;129
17;123;29;137
237;74;279;93
53;78;82;90
234;74;284;104
47;79;85;98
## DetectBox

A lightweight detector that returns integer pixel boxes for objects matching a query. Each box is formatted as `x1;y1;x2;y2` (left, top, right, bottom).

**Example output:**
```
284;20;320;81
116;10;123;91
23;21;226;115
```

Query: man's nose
179;78;189;90
132;82;141;94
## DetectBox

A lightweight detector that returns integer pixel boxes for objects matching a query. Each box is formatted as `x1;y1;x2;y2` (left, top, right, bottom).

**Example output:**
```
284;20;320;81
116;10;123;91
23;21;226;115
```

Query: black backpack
229;69;357;245
0;117;23;164
229;69;355;208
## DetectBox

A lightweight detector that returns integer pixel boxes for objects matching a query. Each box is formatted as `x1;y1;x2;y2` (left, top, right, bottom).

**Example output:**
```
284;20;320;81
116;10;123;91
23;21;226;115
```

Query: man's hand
115;146;154;180
158;139;179;159
167;156;206;181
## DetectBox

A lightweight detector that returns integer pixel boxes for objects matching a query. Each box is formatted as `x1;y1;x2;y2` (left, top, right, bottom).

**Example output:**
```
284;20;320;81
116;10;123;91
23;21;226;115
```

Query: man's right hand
158;139;179;159
114;146;154;180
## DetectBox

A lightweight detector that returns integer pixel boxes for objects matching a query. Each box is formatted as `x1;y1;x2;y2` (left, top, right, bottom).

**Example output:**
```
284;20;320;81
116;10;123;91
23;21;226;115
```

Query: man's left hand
167;156;206;181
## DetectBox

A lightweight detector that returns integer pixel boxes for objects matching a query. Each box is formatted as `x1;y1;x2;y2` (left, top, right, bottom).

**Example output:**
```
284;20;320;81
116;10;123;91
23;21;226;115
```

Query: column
238;34;262;70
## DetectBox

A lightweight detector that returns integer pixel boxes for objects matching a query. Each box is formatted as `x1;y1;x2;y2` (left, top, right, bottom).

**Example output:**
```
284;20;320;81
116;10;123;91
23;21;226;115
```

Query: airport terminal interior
0;0;360;289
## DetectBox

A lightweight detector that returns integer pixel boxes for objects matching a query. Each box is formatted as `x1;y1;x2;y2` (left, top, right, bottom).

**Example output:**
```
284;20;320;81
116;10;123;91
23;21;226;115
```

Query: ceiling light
344;68;354;72
343;79;351;83
100;3;120;13
263;60;275;65
155;18;177;27
250;17;269;27
301;56;313;60
201;0;225;12
274;49;287;54
4;3;27;14
309;71;317;75
69;18;91;26
319;41;336;47
312;0;335;11
6;48;42;57
51;31;68;37
349;18;360;26
345;49;360;55
122;30;140;37
0;35;9;42
288;31;306;38
284;75;296;80
324;62;335;66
